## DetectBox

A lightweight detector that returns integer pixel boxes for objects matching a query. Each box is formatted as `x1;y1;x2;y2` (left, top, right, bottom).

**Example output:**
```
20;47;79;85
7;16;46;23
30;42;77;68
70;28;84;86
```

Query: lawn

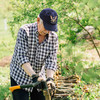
0;18;15;59
0;67;12;100
0;17;14;100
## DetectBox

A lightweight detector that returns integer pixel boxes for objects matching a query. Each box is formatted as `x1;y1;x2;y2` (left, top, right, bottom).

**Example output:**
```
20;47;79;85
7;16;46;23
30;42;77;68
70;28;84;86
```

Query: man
10;8;58;100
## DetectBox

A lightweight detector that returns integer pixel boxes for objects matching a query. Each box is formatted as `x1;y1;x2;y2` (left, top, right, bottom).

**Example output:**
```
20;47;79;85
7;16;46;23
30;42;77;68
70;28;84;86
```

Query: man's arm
22;63;36;77
45;35;58;78
46;69;54;79
16;28;36;76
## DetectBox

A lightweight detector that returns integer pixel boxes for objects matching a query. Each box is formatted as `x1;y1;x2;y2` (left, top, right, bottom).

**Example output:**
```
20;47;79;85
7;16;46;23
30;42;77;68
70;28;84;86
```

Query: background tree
8;0;100;79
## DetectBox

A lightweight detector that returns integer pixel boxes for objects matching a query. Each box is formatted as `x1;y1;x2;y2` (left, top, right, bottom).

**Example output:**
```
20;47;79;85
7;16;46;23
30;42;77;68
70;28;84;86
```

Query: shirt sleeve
45;36;58;72
16;28;29;67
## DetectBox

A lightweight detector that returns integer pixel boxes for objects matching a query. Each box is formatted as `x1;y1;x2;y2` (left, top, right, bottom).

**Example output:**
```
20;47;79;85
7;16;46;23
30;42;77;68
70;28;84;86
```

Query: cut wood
56;88;74;94
57;83;75;87
53;73;83;100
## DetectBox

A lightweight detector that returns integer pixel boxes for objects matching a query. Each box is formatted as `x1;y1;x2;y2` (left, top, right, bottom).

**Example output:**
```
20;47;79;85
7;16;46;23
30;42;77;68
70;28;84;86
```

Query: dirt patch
85;49;100;61
0;56;12;67
87;39;100;47
85;39;100;61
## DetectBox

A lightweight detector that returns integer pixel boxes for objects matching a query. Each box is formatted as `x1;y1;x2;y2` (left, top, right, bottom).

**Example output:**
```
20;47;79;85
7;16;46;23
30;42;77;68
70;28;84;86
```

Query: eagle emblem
50;16;57;24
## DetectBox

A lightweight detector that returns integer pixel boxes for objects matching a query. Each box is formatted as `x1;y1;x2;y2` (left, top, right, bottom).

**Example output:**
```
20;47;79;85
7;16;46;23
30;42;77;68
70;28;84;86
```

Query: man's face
37;18;50;36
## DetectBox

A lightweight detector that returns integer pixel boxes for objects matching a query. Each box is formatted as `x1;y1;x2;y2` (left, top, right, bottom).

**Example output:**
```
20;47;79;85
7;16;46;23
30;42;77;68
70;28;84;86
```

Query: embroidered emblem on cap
50;16;57;24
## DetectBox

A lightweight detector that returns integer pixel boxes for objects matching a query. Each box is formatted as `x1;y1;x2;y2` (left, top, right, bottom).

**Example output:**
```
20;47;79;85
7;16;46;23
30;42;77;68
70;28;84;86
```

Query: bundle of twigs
53;74;80;99
53;70;90;100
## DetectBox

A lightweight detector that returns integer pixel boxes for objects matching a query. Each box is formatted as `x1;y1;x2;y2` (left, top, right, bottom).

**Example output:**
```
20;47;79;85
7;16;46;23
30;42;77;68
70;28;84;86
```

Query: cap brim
43;22;58;32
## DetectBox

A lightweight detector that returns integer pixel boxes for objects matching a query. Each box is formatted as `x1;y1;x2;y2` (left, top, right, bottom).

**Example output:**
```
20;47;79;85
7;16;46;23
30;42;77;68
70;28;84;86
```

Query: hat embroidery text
50;16;57;23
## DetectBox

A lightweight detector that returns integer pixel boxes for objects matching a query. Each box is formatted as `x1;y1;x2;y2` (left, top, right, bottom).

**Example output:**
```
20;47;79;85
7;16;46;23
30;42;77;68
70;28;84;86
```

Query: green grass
0;17;14;99
0;18;15;59
0;66;12;100
58;41;100;99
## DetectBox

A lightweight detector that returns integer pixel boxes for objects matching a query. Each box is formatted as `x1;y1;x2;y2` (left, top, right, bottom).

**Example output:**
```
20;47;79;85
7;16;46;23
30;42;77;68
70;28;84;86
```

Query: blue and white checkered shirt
10;22;58;92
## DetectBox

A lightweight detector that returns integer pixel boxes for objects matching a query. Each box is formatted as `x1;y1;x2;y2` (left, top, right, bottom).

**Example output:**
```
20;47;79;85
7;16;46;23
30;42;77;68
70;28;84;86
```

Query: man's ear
37;17;40;24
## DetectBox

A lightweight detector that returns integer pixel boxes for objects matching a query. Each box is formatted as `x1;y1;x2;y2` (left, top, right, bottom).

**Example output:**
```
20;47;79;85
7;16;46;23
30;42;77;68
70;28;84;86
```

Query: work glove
32;74;45;91
31;73;39;83
46;77;55;96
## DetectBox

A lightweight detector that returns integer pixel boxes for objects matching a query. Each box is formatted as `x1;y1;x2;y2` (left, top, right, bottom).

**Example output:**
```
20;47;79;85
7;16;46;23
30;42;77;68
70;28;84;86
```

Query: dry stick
54;93;74;97
67;15;100;59
70;6;100;59
76;21;100;58
74;9;100;58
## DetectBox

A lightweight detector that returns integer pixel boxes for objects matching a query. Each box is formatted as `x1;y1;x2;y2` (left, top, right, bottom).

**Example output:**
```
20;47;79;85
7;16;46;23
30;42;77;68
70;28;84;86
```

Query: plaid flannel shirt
10;22;58;92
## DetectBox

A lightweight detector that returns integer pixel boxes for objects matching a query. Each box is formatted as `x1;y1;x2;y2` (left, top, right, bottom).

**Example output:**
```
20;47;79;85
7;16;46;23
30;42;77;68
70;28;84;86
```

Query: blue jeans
10;77;45;100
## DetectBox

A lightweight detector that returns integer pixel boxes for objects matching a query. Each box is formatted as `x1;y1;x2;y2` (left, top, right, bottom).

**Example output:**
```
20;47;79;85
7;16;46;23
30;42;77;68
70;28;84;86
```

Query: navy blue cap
39;8;58;32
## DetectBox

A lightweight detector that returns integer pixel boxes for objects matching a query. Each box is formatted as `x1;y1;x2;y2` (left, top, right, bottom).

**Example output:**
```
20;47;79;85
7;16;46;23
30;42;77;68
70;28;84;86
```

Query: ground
0;56;12;67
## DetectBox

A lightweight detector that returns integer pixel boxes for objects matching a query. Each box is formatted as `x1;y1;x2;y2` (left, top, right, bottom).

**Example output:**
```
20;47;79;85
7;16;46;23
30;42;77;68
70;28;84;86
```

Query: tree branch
75;20;100;59
66;14;100;59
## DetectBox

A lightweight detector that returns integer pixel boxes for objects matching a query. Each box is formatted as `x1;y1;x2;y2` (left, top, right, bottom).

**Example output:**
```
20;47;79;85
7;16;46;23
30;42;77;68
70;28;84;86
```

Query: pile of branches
53;72;89;100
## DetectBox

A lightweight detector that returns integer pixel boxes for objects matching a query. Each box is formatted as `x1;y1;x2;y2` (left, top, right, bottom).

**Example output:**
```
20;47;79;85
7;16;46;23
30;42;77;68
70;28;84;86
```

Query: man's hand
46;77;55;96
31;74;39;83
32;74;45;91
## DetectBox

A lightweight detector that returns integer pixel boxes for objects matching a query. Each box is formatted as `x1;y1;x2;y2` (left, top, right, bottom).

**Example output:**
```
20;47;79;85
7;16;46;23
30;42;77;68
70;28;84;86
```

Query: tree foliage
8;0;100;41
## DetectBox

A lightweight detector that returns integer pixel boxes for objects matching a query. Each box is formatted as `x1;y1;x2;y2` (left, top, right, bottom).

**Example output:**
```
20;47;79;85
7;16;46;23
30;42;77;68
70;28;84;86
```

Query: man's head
37;8;58;36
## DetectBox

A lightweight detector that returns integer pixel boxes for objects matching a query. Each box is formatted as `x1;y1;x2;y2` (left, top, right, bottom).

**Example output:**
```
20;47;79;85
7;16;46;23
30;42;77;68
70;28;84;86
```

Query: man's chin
39;32;48;36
